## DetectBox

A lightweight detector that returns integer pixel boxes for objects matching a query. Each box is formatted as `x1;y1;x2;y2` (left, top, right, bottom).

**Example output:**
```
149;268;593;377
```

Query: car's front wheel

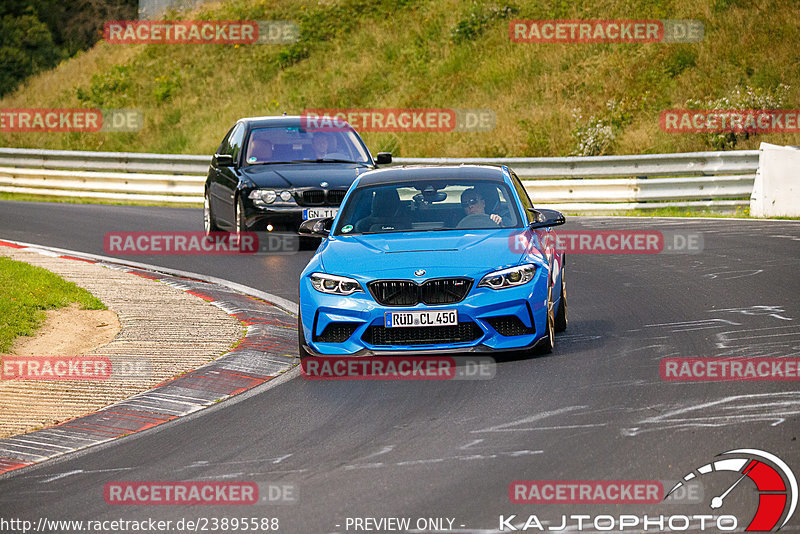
532;276;555;355
232;195;247;245
203;192;220;236
554;255;567;333
297;309;311;359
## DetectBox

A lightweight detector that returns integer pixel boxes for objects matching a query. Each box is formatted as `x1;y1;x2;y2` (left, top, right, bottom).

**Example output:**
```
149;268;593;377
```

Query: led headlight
310;273;363;295
477;264;536;289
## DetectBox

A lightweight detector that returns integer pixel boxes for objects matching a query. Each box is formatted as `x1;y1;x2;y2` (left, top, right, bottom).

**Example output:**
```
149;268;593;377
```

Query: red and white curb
0;239;299;477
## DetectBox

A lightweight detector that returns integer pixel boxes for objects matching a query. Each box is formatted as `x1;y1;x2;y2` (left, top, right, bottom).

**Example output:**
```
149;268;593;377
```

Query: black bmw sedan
204;115;391;234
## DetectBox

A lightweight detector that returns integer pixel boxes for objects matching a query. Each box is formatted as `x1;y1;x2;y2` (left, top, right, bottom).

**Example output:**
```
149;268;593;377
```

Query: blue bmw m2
297;165;566;357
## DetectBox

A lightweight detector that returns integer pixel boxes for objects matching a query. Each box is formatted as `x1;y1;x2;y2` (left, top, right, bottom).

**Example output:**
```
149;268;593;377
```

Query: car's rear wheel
203;192;220;235
554;255;567;333
532;275;555;355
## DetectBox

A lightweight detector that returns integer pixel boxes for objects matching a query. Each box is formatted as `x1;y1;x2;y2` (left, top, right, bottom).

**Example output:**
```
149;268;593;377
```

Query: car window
511;171;535;224
243;126;371;164
334;179;522;235
228;123;246;163
216;125;235;156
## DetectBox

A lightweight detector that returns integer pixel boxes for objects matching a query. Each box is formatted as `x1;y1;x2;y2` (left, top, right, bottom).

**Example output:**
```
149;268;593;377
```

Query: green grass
0;191;201;208
609;205;751;218
0;0;798;158
0;257;106;353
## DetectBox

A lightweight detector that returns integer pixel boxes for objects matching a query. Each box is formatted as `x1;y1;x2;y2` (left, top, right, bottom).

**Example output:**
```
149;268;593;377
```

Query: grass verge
0;191;202;208
0;257;106;352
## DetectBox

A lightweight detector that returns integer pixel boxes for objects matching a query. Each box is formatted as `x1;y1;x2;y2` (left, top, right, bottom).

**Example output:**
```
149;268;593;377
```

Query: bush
685;84;790;150
570;96;648;156
451;2;519;43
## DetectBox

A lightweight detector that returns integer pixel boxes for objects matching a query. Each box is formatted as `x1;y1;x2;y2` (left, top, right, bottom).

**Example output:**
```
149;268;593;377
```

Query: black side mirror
375;152;392;165
298;217;334;237
528;208;565;229
215;154;234;166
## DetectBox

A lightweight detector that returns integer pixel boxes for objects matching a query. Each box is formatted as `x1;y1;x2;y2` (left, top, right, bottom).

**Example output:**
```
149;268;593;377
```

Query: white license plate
302;208;338;220
384;309;457;328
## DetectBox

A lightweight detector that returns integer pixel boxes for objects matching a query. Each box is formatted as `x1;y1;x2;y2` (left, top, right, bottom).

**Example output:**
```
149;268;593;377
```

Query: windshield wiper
290;159;367;165
245;161;301;165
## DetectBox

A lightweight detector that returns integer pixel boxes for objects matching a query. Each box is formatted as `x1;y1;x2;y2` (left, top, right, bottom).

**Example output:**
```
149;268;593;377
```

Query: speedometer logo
666;449;797;531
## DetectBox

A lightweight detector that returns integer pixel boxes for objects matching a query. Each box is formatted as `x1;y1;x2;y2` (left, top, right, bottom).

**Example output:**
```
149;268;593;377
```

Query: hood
240;163;367;189
319;228;537;279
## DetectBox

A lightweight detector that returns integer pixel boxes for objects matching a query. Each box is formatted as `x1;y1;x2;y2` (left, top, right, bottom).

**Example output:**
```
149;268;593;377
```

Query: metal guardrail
0;147;759;211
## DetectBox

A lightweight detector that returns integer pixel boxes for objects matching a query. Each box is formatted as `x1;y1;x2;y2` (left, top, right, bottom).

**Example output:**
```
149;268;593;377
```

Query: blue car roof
354;165;507;187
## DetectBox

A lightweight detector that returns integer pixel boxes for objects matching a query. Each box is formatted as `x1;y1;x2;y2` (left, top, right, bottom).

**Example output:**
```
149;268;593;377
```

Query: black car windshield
244;126;371;165
334;179;522;235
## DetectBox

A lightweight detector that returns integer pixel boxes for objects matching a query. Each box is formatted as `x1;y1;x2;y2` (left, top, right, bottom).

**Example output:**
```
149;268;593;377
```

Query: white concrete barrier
750;143;800;217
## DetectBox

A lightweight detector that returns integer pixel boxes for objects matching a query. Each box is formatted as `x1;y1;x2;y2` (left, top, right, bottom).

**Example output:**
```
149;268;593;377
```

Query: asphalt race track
1;200;799;533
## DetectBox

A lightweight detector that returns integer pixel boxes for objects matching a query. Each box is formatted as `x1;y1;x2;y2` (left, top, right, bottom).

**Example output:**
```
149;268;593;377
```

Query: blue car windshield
244;127;371;164
334;180;522;235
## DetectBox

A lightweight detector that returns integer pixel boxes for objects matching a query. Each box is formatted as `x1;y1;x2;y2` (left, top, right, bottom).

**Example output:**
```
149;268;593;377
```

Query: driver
458;188;502;227
311;133;329;159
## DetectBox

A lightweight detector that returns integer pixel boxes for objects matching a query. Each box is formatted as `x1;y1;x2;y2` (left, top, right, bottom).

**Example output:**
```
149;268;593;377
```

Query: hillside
0;0;798;157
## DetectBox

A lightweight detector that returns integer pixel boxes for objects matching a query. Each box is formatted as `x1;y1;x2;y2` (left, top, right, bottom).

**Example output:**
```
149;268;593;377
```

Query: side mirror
298;217;334;237
215;153;234;167
375;152;392;165
528;208;565;229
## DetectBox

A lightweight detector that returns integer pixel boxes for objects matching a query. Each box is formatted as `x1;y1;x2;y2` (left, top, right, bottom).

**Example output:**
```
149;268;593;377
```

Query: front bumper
299;271;550;356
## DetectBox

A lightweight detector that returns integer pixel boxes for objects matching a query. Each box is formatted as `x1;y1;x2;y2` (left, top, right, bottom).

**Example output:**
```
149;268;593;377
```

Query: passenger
246;137;273;163
474;183;511;226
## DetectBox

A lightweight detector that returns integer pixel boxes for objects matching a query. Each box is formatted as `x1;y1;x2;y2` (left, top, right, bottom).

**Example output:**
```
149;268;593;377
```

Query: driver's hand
490;213;502;225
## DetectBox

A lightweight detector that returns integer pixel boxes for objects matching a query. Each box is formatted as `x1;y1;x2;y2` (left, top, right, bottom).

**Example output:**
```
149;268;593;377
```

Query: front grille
368;280;419;306
368;278;472;306
485;315;535;337
363;322;483;346
314;322;359;343
302;189;326;205
327;190;347;205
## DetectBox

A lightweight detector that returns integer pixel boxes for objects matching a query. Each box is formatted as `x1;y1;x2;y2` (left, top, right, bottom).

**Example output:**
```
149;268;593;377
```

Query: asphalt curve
1;200;799;534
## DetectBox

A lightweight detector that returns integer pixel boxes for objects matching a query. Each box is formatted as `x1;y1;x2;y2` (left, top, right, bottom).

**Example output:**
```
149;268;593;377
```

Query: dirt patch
6;304;120;357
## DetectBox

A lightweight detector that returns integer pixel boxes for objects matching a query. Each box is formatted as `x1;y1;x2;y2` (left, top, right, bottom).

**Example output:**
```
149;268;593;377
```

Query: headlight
249;189;277;204
477;264;536;289
310;273;364;295
249;189;296;207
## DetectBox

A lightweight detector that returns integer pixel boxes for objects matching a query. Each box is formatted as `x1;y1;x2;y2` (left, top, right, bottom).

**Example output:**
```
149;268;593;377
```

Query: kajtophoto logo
666;449;797;531
498;449;795;531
